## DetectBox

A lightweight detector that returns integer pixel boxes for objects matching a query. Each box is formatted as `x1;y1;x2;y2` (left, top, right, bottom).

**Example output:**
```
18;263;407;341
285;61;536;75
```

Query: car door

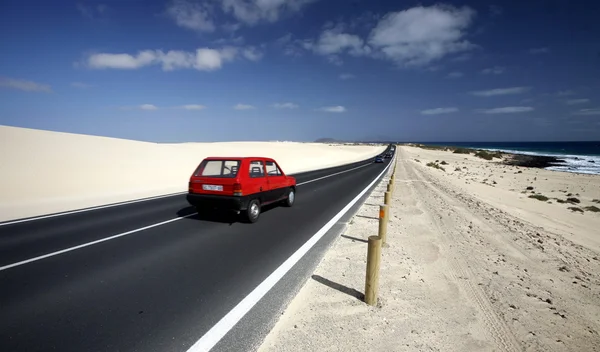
247;159;268;202
265;160;286;201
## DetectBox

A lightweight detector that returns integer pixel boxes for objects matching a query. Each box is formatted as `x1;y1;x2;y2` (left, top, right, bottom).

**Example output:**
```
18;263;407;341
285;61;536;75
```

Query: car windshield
194;159;241;178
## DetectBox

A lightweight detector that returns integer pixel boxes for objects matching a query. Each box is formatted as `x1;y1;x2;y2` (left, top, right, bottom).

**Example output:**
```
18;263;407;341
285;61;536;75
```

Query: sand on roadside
0;125;385;222
257;146;600;352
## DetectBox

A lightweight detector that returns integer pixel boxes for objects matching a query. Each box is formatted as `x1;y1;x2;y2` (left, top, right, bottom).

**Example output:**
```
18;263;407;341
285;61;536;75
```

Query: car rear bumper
186;193;250;211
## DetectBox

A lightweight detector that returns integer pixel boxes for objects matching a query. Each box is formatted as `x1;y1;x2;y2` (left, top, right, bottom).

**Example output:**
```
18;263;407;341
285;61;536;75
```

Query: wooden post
387;182;393;194
384;191;390;205
364;235;382;306
378;204;387;244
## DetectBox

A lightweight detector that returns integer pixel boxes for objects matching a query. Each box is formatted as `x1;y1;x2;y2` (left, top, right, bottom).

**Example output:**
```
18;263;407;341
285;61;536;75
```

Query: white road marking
296;162;372;186
0;191;188;227
0;214;196;272
0;157;390;271
185;154;395;352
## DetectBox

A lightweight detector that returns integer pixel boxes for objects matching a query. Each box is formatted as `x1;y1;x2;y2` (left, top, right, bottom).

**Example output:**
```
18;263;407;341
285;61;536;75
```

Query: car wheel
243;199;261;223
282;188;295;207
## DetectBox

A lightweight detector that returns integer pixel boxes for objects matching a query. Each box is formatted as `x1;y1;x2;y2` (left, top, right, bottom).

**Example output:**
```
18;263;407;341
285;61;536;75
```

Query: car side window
249;160;265;178
265;161;282;176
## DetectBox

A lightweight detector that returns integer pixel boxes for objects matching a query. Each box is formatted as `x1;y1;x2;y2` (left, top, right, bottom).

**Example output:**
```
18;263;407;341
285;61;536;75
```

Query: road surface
0;146;394;352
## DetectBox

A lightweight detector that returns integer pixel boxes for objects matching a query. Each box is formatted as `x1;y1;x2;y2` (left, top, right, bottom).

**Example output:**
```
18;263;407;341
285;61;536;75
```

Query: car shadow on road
311;275;364;301
177;204;280;225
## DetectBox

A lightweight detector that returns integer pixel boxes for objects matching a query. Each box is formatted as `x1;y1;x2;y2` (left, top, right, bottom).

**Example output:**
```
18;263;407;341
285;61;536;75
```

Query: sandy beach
0;125;385;222
258;145;600;352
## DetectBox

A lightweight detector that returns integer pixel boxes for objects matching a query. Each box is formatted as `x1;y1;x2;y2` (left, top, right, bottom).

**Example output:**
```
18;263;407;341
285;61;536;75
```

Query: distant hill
314;138;342;143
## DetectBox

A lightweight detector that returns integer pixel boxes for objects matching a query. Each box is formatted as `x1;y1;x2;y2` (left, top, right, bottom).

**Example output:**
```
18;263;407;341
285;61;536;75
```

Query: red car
187;157;297;223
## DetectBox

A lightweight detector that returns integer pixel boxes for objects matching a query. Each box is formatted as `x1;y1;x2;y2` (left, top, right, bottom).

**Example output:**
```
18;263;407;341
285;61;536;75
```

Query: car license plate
202;184;223;191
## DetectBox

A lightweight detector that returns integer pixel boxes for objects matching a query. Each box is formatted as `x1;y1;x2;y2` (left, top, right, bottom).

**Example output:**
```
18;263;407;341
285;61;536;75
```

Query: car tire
282;188;295;207
242;199;261;223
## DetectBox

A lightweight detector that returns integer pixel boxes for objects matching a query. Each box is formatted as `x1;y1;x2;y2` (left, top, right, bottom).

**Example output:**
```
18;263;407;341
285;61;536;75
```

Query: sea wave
478;148;600;175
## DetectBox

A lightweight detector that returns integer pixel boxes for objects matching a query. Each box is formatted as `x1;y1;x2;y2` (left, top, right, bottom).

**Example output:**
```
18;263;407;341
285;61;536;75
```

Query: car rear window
194;159;241;178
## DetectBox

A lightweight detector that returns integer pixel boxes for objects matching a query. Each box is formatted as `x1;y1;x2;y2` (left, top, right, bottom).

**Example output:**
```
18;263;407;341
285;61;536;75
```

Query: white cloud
140;104;158;110
339;73;355;80
481;66;505;75
296;5;478;67
318;105;346;113
327;55;344;66
489;5;503;17
234;103;256;110
166;0;215;32
368;5;477;67
77;3;107;19
242;46;264;61
470;86;531;97
555;90;576;96
220;0;318;26
213;36;245;45
529;47;549;54
450;53;472;62
420;107;459;115
71;82;93;88
476;106;534;114
0;77;52;92
180;104;206;110
446;71;463;78
272;102;299;109
85;46;255;71
566;99;590;105
87;50;158;69
306;26;370;57
572;108;600;116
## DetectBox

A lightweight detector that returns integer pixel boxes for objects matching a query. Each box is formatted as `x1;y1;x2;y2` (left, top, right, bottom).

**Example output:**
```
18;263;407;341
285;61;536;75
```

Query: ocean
417;142;600;175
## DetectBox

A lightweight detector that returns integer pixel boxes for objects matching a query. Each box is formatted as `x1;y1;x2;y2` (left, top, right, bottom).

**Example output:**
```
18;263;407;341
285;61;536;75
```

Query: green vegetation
585;206;600;213
593;199;600;204
556;199;567;204
440;161;448;165
529;194;549;201
526;186;534;190
453;148;471;154
568;207;584;213
472;150;494;160
426;162;445;171
455;167;461;171
567;197;580;204
415;144;448;151
414;159;421;163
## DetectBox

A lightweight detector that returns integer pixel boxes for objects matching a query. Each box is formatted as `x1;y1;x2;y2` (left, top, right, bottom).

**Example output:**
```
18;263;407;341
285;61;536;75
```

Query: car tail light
188;181;193;193
233;183;243;196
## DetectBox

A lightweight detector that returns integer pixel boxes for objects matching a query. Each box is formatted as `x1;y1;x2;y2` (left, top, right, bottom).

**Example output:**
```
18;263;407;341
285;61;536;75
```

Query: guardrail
364;150;397;306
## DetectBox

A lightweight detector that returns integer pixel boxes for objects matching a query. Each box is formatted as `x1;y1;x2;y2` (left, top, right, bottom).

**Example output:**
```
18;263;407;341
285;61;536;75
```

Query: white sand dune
0;125;385;222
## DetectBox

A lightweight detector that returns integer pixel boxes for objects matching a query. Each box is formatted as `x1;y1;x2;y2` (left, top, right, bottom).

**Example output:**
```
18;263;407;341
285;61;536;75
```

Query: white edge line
0;158;379;227
0;214;196;272
186;154;396;352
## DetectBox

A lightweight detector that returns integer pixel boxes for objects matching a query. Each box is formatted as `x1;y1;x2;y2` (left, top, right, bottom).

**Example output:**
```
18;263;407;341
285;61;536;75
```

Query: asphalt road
0;146;394;352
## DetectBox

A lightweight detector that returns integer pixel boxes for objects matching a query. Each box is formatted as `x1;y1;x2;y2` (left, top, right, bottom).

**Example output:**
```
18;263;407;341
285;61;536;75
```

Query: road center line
0;214;196;272
0;158;386;272
296;162;371;186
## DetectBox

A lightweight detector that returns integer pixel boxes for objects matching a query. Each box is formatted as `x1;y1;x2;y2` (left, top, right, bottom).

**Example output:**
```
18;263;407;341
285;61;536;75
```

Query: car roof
203;156;276;161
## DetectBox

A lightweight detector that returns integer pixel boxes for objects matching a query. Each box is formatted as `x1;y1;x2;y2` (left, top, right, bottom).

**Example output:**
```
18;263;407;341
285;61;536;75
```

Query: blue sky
1;0;599;142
